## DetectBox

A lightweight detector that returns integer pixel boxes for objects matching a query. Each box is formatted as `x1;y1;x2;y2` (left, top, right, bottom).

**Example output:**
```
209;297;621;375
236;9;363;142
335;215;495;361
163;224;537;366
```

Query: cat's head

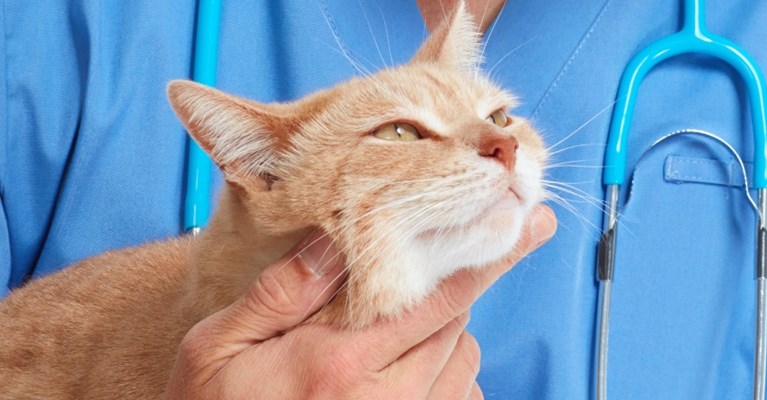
168;3;546;327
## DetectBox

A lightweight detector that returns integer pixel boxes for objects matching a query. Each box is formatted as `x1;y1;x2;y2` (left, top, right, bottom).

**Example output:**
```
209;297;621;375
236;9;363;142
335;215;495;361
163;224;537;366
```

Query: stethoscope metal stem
596;184;619;400
756;189;767;400
595;280;612;400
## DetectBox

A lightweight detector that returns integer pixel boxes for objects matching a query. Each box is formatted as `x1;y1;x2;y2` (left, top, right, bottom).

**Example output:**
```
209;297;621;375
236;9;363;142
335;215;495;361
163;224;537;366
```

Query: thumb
200;230;345;347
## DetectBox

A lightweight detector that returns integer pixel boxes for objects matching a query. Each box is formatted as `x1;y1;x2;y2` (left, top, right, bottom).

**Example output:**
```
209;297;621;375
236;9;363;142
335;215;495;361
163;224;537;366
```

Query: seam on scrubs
0;0;10;295
1;0;7;196
318;0;359;77
26;1;104;281
664;155;752;187
529;0;612;121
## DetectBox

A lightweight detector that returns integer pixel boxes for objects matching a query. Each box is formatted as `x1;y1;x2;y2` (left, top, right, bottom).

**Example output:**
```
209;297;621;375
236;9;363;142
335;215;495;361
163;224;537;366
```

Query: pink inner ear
419;0;504;33
167;80;289;184
410;0;482;72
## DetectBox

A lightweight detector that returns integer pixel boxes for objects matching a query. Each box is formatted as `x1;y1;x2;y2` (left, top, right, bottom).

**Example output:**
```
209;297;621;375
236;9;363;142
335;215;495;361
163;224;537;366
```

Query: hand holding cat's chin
164;205;556;399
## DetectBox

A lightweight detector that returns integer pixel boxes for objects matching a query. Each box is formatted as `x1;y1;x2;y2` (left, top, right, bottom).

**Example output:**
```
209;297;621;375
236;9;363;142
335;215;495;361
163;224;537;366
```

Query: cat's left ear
411;0;482;73
167;80;292;188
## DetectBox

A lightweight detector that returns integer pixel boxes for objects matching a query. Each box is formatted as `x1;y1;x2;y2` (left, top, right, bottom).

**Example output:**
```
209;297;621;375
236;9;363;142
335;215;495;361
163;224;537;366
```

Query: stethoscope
595;0;767;399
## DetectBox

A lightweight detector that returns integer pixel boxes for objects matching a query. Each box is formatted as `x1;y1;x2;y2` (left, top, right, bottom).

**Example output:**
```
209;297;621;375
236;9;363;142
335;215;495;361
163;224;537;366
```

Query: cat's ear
167;80;289;187
411;0;482;72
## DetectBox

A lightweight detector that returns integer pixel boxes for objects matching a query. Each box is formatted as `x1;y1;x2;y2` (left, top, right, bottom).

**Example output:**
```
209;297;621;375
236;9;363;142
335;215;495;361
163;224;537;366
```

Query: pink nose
478;135;519;171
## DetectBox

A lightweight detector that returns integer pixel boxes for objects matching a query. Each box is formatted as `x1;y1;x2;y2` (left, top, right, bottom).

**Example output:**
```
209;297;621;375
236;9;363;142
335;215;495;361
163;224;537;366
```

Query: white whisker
545;142;605;158
311;197;453;320
545;163;604;170
546;194;603;234
371;0;395;66
477;0;491;36
487;35;539;79
480;0;509;60
317;0;372;76
358;0;387;68
543;101;617;157
279;173;479;278
543;182;608;210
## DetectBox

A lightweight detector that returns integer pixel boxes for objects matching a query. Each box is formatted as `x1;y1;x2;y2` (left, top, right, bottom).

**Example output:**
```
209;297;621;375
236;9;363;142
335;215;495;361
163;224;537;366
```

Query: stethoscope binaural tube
183;0;222;235
595;0;767;399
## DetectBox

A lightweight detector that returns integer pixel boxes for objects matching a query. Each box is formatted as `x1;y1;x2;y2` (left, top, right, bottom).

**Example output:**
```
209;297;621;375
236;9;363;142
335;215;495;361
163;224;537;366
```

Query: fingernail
529;206;557;250
297;230;342;277
459;311;471;327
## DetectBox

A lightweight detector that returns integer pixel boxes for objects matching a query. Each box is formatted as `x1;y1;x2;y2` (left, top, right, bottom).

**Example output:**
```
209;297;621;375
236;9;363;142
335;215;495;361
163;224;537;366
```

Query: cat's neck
182;185;311;320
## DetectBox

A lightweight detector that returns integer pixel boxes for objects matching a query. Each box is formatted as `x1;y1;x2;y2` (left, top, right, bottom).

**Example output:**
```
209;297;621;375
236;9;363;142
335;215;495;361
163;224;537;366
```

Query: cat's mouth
467;183;526;224
508;186;523;202
416;182;529;243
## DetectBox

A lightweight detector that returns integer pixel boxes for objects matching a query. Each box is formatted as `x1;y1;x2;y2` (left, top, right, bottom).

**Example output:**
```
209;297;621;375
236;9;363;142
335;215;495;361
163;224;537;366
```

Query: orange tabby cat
0;4;545;399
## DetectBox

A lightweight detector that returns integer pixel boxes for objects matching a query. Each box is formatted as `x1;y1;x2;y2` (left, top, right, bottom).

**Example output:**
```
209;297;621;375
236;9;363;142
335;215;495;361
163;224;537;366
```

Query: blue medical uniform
2;0;765;398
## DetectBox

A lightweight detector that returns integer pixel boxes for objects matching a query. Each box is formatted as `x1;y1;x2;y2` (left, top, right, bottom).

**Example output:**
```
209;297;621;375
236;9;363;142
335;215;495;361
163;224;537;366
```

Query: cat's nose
478;134;518;171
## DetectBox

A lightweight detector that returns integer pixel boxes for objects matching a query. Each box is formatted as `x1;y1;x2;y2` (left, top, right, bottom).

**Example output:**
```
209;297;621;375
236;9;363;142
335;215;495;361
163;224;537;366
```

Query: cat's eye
372;123;422;141
486;109;510;127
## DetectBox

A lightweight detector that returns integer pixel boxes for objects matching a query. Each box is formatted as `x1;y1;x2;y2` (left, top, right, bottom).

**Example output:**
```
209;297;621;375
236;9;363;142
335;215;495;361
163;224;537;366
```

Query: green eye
372;123;422;141
486;109;510;127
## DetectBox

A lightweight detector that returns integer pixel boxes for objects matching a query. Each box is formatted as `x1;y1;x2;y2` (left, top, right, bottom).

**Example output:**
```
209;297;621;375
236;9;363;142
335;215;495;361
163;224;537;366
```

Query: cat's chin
311;199;536;329
410;200;531;279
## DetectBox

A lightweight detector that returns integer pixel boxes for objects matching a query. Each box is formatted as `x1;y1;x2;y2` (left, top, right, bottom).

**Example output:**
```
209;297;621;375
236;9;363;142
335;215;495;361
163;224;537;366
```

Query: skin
417;0;507;32
165;205;556;399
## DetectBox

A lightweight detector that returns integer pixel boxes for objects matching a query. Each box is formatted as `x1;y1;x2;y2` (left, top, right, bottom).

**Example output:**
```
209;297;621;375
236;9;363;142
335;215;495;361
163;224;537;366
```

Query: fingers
387;313;470;391
468;382;484;400
426;331;481;400
193;229;346;349
369;205;556;367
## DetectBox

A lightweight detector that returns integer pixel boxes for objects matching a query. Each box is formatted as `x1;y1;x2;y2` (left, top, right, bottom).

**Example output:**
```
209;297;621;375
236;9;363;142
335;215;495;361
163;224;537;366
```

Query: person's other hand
165;205;556;399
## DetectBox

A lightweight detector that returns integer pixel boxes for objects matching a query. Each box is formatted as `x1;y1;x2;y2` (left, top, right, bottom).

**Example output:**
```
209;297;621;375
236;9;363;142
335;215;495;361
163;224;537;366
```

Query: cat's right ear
167;80;287;188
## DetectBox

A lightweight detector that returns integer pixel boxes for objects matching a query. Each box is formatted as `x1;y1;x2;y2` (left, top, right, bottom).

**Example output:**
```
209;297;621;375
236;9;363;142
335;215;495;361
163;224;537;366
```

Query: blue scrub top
2;1;765;398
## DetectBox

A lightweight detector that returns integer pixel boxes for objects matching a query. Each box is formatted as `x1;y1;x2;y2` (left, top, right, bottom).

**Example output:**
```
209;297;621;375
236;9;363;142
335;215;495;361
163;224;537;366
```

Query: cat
0;3;546;399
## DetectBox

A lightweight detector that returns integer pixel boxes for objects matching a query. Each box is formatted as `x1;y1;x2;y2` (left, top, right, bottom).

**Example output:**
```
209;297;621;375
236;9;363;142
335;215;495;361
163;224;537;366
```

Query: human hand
165;205;556;399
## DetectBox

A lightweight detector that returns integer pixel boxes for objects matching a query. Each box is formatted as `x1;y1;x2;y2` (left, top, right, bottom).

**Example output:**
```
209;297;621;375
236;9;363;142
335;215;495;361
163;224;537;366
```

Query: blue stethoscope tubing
183;0;221;235
595;0;767;399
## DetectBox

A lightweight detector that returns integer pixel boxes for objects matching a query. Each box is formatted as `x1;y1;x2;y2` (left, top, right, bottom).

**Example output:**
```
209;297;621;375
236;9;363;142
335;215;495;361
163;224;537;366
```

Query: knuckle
174;325;219;373
246;269;302;318
434;278;475;320
178;325;210;358
305;339;374;396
